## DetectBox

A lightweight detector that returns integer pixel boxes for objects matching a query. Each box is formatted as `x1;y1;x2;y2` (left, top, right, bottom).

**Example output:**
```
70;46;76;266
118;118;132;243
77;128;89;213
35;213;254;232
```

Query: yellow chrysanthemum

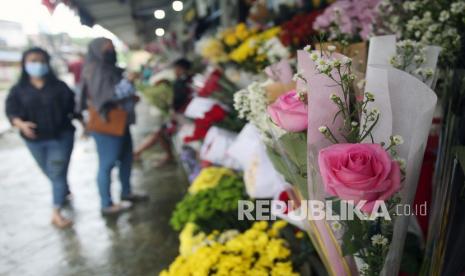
161;221;298;276
200;38;229;63
189;167;235;194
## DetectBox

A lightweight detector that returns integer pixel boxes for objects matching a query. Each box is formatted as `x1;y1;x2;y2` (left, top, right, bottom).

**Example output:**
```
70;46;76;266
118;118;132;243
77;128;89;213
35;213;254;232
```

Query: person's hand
14;119;37;139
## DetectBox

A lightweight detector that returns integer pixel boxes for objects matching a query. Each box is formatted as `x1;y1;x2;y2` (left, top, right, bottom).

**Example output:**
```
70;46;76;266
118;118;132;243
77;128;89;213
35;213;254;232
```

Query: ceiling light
172;1;183;11
155;28;165;37
154;9;165;19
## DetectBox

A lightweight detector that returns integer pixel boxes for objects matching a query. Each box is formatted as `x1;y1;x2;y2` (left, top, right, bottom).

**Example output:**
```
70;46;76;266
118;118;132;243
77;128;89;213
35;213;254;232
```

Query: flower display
188;166;235;194
160;221;299;276
267;89;308;132
314;0;381;41
318;143;402;212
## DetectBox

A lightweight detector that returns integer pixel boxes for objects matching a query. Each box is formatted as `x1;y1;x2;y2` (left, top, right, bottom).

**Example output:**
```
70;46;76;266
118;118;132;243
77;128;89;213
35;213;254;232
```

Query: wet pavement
0;100;188;276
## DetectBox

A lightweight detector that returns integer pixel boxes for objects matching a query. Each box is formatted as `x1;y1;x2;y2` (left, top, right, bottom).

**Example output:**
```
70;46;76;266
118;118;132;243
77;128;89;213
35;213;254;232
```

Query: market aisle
0;102;188;276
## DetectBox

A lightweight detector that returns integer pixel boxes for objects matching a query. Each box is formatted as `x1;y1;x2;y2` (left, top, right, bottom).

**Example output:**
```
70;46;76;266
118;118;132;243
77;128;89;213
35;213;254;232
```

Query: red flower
198;69;222;97
279;11;322;49
183;105;227;143
278;190;291;214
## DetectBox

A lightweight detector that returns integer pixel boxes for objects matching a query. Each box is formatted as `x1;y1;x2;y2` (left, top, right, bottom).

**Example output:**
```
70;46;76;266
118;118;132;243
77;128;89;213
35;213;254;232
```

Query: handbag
86;104;127;136
80;64;128;136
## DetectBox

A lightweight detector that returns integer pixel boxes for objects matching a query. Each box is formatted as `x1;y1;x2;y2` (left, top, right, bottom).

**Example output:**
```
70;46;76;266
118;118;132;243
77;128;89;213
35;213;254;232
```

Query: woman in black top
5;47;76;228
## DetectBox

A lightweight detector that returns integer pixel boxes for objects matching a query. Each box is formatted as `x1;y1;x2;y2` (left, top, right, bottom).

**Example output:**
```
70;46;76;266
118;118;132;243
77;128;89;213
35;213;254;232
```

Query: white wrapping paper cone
368;35;441;88
364;65;437;276
200;127;241;170
228;124;288;198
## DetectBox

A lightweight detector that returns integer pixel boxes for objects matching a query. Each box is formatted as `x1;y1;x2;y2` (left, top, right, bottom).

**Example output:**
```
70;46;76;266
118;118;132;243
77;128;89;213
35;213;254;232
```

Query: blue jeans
25;130;75;208
92;129;133;208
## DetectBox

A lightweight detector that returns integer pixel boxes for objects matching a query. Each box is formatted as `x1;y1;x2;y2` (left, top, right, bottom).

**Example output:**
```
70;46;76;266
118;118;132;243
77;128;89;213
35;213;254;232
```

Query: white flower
330;221;342;231
329;93;339;101
365;92;375;101
413;54;425;64
392;135;404;145
327;45;337;52
316;57;327;66
318;126;328;133
292;73;302;82
371;234;389;246
439;11;450;22
303;45;312;52
317;64;331;73
309;52;320;61
351;121;358;127
389;56;400;67
451;2;465;14
341;56;352;65
329;59;341;68
371;108;380;116
395;157;407;170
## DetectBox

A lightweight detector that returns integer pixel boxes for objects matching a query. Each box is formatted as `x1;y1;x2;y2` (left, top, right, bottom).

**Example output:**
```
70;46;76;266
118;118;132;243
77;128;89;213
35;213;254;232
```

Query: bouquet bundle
137;80;173;115
233;59;309;199
291;37;437;275
183;103;227;143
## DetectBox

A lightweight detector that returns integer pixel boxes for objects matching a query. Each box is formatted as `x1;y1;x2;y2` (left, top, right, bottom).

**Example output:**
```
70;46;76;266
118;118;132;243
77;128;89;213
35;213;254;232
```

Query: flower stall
136;0;465;275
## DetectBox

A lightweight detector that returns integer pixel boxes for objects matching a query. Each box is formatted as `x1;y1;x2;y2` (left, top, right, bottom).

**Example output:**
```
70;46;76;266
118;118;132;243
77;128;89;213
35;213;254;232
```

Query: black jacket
5;80;76;140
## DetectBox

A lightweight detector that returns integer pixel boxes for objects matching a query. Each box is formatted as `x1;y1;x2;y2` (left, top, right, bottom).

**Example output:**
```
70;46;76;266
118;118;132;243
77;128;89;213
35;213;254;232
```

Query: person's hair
173;58;192;71
17;47;58;87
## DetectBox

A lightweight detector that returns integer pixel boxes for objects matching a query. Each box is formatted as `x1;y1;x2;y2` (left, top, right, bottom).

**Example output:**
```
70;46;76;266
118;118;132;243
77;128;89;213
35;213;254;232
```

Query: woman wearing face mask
5;47;76;228
78;37;146;215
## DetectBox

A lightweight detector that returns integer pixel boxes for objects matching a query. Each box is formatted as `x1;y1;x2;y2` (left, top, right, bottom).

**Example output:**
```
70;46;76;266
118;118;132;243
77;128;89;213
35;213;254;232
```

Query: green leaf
277;132;308;167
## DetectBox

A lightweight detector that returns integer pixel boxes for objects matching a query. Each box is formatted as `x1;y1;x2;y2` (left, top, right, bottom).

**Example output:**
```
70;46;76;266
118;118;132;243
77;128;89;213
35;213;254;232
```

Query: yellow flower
224;33;238;46
179;223;207;256
258;26;281;40
235;23;250;40
229;38;257;63
295;231;305;239
161;221;297;276
189;167;235;194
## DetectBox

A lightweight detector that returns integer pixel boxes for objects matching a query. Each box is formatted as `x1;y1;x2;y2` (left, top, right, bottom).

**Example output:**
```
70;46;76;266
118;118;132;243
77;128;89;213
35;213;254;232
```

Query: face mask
103;50;117;64
25;62;49;78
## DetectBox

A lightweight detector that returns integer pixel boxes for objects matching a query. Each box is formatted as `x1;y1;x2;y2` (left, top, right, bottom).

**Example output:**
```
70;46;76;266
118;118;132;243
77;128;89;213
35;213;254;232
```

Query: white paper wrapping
368;35;441;88
228;124;288;198
365;63;437;276
200;126;242;170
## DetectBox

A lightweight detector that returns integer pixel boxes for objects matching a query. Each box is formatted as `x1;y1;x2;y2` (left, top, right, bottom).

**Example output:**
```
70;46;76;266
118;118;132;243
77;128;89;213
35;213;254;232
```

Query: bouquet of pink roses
294;41;437;275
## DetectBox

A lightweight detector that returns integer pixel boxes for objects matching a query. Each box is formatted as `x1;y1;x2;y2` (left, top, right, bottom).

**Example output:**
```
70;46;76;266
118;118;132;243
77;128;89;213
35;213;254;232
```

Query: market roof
57;0;180;48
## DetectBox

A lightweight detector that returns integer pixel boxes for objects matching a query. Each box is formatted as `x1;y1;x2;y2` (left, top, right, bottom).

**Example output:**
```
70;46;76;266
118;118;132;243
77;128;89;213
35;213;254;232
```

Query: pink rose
318;143;401;213
267;90;308;132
